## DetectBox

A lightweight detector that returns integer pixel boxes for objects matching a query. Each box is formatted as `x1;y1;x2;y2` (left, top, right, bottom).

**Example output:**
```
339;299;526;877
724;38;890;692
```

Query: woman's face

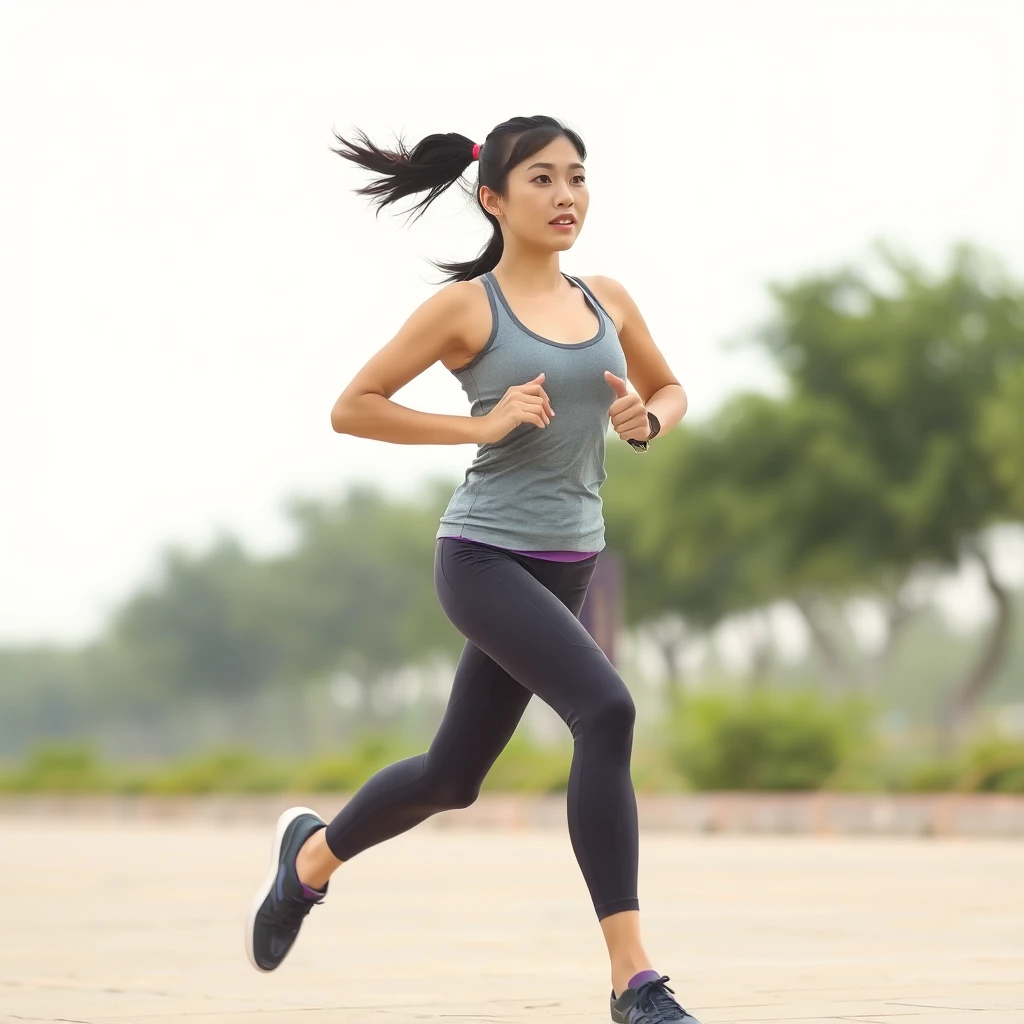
482;135;589;251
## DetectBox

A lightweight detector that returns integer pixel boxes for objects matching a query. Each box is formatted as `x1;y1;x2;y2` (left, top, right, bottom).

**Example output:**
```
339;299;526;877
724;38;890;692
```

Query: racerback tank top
436;271;628;553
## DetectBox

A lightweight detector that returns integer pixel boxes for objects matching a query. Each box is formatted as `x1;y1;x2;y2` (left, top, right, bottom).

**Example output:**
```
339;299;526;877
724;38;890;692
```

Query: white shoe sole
244;804;321;973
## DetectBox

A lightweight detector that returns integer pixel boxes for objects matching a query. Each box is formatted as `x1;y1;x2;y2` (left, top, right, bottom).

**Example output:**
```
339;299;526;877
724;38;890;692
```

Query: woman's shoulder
423;276;491;322
433;277;496;373
576;275;626;334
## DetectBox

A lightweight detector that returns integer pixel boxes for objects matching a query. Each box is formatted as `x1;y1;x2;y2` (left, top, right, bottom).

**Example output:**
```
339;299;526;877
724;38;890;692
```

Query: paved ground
1;816;1021;1023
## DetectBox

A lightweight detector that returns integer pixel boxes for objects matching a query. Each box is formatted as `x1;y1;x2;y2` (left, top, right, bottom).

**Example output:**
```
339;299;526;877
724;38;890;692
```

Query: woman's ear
478;185;503;220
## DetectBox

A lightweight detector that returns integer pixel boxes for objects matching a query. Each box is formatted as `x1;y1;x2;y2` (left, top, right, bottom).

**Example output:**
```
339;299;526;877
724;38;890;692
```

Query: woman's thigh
433;539;622;726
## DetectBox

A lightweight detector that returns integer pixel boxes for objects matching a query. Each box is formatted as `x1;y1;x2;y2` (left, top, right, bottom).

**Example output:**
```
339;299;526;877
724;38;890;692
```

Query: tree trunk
659;638;687;710
864;589;920;691
748;610;774;689
938;545;1014;748
648;617;689;711
795;595;854;695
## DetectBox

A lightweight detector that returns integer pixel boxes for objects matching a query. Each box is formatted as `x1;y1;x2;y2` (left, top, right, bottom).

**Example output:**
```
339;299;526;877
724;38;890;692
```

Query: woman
245;115;696;1024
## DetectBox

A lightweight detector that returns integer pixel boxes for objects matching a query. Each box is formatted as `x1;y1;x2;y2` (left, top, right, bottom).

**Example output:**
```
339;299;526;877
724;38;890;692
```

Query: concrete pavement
1;815;1021;1022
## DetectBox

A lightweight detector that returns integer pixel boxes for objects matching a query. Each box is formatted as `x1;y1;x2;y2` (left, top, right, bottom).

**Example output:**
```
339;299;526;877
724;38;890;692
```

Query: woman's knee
423;767;483;811
577;684;636;744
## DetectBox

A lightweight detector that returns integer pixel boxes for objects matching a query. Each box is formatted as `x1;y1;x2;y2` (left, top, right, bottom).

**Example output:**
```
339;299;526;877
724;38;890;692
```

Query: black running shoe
610;975;701;1023
245;805;328;972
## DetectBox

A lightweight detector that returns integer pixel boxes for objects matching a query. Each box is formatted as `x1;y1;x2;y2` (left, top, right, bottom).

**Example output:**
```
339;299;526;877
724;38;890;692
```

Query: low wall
2;792;1024;836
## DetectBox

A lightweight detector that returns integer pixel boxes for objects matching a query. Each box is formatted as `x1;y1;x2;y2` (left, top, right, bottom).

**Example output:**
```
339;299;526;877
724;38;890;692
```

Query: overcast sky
2;0;1022;645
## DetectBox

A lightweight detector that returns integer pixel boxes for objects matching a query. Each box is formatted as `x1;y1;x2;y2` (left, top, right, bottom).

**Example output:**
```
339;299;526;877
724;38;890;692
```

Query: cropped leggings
323;537;640;920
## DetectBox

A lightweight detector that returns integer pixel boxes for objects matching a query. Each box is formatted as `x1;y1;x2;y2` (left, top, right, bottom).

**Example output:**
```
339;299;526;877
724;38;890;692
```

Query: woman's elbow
330;398;351;434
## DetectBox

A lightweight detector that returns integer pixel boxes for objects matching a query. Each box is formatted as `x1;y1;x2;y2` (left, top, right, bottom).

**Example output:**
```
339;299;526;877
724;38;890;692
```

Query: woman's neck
491;248;564;294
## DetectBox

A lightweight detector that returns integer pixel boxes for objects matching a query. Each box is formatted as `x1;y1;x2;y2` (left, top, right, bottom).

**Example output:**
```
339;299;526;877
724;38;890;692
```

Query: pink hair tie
471;143;481;161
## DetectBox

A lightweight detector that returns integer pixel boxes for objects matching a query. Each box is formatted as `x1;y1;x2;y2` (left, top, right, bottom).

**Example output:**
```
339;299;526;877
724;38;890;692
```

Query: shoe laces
276;890;322;934
634;975;689;1023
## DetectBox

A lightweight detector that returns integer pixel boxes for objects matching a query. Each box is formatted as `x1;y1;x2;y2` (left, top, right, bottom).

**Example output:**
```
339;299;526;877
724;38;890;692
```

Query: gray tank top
436;271;628;552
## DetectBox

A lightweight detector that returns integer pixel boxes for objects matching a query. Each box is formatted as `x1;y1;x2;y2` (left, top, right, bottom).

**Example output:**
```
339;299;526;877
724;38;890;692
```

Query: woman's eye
532;174;587;184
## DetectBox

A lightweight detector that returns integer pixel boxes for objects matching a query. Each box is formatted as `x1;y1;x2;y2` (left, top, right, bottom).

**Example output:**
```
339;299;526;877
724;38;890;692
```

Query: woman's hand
477;373;555;444
604;371;650;442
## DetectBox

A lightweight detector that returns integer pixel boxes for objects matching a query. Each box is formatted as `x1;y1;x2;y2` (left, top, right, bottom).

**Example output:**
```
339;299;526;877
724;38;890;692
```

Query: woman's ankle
294;827;342;889
611;961;658;997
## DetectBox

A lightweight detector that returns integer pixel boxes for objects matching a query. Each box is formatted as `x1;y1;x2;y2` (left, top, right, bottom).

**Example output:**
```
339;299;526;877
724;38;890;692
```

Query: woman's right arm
330;282;483;446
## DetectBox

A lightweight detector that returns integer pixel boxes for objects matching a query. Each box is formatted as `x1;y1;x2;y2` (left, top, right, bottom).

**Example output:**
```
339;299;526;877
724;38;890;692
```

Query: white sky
1;0;1022;645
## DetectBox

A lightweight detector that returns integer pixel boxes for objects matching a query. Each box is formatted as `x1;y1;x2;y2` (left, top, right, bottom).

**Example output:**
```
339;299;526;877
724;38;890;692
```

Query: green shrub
821;758;901;793
293;733;418;792
2;742;110;793
663;689;873;791
960;738;1024;793
142;748;292;794
4;716;1021;796
481;735;571;794
895;739;1024;793
902;759;963;792
296;732;572;796
630;739;690;793
292;753;369;793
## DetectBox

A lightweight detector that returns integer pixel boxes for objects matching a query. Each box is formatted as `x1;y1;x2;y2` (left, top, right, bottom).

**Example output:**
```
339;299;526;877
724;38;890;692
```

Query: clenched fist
477;373;556;444
604;371;650;442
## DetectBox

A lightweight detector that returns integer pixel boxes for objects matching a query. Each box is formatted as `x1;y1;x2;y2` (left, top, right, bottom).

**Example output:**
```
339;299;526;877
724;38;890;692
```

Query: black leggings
323;537;640;920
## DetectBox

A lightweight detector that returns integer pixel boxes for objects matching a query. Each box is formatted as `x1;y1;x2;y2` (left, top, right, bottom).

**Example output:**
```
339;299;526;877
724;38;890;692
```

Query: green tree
750;241;1023;737
109;536;283;700
603;427;749;702
604;418;795;700
265;485;463;702
609;241;1023;740
981;363;1024;515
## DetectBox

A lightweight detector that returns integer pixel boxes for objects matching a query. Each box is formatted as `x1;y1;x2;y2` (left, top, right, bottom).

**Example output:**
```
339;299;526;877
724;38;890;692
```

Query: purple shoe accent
289;848;326;901
627;970;663;991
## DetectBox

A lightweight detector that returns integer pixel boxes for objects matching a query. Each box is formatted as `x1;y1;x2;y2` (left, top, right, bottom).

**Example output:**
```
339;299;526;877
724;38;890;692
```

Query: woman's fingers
519;383;554;416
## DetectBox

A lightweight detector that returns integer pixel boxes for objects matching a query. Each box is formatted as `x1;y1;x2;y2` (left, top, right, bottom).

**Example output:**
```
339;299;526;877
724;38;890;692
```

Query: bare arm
587;275;688;431
331;283;482;446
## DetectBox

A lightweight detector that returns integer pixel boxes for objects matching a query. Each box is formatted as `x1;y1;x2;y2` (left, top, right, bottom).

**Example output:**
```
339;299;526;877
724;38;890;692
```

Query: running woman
245;115;696;1024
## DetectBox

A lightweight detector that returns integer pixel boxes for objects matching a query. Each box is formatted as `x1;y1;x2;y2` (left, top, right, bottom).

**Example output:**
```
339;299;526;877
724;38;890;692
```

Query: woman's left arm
586;276;688;432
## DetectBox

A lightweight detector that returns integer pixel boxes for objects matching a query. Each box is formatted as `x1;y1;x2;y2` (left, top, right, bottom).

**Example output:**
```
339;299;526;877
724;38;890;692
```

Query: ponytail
330;129;477;222
331;116;586;284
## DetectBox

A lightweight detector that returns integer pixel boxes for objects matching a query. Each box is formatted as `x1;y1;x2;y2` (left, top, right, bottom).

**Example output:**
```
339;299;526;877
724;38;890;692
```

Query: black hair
330;115;586;283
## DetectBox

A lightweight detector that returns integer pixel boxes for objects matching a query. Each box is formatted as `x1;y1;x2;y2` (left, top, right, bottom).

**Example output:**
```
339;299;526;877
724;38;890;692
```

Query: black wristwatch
626;411;661;453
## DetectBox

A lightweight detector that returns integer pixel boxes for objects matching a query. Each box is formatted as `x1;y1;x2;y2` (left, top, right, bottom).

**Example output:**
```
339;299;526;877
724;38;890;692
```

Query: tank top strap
482;271;611;328
479;271;514;330
564;274;612;322
479;271;502;307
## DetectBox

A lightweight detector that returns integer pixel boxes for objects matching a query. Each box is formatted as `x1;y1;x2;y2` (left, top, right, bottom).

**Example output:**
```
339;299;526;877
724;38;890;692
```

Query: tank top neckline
483;271;606;350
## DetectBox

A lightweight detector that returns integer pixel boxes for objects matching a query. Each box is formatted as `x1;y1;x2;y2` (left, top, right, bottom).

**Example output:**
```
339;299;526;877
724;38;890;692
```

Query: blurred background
2;0;1023;801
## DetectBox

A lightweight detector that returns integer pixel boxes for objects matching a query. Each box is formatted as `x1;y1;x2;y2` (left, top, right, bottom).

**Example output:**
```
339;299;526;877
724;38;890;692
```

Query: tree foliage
2;243;1022;751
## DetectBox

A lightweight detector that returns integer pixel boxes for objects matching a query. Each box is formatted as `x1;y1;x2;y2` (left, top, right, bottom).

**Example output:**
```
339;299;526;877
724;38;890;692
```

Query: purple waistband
438;536;598;562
